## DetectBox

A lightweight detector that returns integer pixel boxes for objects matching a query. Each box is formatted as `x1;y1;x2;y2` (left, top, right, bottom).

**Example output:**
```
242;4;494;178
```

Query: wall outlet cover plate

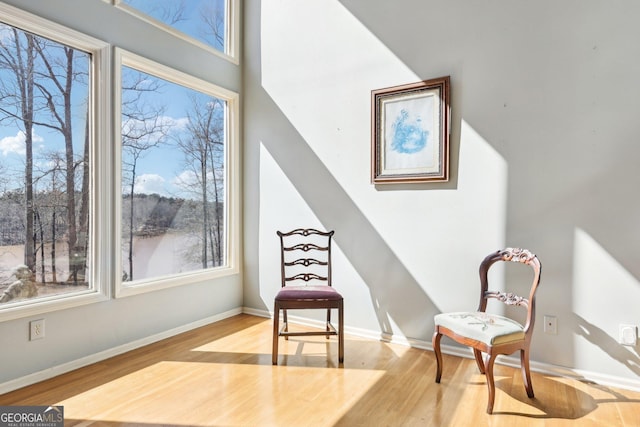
619;324;637;346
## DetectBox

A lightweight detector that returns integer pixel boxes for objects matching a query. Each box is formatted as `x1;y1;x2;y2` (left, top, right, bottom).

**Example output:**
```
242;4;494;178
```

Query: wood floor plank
1;314;639;426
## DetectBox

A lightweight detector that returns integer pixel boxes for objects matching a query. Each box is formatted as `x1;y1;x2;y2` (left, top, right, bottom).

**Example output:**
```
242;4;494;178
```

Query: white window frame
113;48;240;299
0;3;112;322
113;0;240;64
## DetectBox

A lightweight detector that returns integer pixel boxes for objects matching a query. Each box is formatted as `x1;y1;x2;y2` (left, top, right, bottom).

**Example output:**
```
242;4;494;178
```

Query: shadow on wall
258;89;440;340
570;313;640;377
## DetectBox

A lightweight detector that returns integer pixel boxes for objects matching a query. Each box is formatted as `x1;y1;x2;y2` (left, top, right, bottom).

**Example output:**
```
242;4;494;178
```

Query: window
115;0;238;62
0;3;110;319
0;3;239;318
115;49;239;297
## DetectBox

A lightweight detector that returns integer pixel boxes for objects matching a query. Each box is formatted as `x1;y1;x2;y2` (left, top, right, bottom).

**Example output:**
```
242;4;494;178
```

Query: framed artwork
371;76;450;184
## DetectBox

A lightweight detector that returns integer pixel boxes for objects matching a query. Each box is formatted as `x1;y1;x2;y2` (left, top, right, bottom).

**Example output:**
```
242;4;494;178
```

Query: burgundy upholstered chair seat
276;285;343;301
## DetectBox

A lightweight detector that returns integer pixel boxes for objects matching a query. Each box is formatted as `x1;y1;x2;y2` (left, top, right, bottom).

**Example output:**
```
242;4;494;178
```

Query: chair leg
326;308;331;338
338;303;344;363
473;349;486;374
432;331;443;383
272;303;280;365
520;348;534;398
484;353;498;414
283;309;289;340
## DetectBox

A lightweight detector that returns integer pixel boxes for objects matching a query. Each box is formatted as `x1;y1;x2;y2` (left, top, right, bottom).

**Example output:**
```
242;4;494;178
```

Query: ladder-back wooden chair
272;228;344;365
432;247;542;414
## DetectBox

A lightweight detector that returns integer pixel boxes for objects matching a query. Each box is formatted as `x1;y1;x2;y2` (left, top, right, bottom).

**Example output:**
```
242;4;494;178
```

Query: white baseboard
249;307;640;393
3;307;638;395
241;306;270;318
0;307;242;395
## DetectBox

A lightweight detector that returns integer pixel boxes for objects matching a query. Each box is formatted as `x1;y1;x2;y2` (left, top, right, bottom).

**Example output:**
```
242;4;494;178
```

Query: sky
121;0;226;51
121;66;226;198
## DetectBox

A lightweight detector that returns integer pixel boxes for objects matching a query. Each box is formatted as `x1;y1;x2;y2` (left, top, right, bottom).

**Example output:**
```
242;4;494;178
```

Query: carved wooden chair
272;228;344;365
432;248;542;414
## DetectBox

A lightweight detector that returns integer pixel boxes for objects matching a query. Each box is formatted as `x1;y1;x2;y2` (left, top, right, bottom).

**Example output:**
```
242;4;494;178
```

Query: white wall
243;0;640;387
0;0;243;389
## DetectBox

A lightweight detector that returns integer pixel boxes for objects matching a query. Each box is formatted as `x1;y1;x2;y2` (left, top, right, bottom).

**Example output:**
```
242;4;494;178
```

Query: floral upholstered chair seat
434;312;525;346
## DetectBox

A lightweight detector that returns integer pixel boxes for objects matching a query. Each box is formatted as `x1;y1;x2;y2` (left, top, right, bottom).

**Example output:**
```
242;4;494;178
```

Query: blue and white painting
391;109;428;154
383;92;438;173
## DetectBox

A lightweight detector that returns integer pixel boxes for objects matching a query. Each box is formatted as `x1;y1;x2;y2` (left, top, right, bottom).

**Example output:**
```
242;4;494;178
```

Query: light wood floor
1;314;639;426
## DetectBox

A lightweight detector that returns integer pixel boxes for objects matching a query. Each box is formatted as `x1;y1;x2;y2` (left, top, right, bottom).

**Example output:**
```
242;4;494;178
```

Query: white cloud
134;173;167;195
162;115;189;131
171;169;206;199
173;169;199;188
0;130;44;156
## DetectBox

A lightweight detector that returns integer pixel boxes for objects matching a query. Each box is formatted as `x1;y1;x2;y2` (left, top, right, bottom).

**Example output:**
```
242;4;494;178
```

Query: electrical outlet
543;315;557;335
29;319;45;341
619;324;637;346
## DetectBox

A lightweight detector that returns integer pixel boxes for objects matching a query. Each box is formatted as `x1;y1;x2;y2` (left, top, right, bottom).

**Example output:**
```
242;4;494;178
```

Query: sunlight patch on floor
58;360;385;426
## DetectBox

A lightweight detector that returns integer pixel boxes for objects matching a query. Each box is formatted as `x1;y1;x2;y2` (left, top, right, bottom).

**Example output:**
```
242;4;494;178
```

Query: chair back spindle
278;229;334;287
478;247;541;333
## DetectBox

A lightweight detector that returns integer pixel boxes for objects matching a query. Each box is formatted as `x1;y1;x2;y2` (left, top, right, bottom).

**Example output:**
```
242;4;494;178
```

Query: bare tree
198;1;225;51
121;68;170;280
138;0;187;25
175;96;224;268
0;28;38;272
0;23;90;288
32;37;89;284
33;153;65;283
77;111;90;278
